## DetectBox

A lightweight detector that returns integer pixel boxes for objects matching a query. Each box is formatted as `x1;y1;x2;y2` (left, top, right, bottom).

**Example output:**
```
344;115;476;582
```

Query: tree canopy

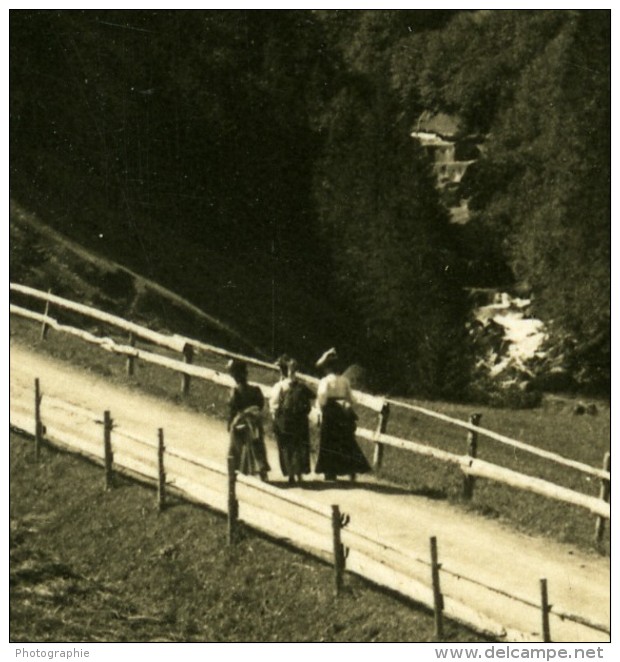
10;9;610;395
392;10;610;391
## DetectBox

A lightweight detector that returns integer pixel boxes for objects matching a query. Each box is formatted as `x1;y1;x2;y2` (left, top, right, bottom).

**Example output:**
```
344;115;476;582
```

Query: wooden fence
9;380;610;642
10;283;610;530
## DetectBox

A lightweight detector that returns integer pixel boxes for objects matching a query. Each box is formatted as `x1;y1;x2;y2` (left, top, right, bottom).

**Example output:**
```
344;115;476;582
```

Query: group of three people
226;348;371;484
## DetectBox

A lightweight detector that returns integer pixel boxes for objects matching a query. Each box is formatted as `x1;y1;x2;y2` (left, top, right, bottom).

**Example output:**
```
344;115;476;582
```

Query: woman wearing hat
314;348;371;481
270;355;314;485
227;358;270;480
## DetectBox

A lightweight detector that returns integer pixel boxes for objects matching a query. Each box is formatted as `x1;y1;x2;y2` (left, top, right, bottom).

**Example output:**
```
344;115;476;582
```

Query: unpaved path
9;343;610;642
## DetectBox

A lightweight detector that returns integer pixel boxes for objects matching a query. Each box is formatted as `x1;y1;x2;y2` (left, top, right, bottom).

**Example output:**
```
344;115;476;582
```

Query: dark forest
10;10;610;397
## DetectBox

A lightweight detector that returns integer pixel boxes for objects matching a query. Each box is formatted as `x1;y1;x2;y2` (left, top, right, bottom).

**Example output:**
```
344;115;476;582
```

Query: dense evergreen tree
492;11;610;391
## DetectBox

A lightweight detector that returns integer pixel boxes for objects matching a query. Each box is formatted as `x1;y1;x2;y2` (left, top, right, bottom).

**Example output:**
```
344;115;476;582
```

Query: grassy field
10;314;610;555
9;432;490;643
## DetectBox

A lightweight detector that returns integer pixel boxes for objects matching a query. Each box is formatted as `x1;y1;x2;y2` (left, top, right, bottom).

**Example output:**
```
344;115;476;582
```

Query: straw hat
316;347;338;369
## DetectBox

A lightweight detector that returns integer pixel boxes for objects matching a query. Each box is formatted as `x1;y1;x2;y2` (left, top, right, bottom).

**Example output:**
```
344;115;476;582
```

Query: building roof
409;130;454;148
413;111;463;140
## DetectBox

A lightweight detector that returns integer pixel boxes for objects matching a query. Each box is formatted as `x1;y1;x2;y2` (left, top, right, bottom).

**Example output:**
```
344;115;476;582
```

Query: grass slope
9;433;489;643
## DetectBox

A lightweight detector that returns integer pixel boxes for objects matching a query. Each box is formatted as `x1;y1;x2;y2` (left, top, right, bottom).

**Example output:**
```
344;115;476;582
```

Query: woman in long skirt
227;359;270;480
270;356;313;484
314;348;371;481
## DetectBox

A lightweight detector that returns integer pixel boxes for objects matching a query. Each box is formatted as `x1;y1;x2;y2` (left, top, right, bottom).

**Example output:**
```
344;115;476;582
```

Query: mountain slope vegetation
10;201;264;355
394;10;610;392
10;9;610;395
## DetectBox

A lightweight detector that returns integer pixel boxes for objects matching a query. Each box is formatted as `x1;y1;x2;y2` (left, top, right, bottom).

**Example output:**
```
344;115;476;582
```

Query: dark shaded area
10;9;609;395
10;10;336;364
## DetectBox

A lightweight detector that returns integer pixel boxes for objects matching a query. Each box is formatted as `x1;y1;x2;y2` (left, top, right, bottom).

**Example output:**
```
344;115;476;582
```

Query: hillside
9;201;266;358
9;9;609;395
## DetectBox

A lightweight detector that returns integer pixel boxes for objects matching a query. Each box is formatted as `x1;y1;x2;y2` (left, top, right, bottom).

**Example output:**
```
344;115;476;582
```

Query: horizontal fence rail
356;428;608;518
9;283;610;523
384;397;610;481
11;283;187;353
8;385;609;642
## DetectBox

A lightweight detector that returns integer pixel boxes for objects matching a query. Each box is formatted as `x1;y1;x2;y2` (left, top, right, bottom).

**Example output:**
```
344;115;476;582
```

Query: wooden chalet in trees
411;111;483;223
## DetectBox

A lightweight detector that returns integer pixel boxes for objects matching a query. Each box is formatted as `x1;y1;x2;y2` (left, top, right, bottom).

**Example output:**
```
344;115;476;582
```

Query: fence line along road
11;283;187;353
10;284;610;523
9;384;609;642
10;283;609;480
385;397;609;481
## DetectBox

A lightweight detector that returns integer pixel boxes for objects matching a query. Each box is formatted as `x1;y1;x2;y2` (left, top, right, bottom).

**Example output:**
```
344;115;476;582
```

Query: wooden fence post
227;455;238;545
594;452;611;544
34;378;43;462
103;410;114;490
40;288;51;341
372;401;390;470
126;332;136;376
430;536;444;641
181;343;194;396
540;578;551;642
463;413;482;500
331;505;349;595
157;428;166;511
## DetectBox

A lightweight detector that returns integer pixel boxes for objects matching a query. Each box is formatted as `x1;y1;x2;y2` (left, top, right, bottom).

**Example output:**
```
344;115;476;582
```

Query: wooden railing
9;384;610;642
9;283;611;529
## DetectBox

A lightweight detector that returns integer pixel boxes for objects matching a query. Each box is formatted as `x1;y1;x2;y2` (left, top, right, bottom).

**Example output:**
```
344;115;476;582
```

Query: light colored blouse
316;373;354;408
269;377;291;416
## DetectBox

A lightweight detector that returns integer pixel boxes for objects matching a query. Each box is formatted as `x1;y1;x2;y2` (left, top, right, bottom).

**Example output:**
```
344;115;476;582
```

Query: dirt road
9;343;610;642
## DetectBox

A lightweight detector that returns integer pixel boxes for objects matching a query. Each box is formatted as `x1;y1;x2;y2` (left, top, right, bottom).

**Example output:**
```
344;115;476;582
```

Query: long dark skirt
228;414;270;476
275;425;311;478
315;401;371;477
